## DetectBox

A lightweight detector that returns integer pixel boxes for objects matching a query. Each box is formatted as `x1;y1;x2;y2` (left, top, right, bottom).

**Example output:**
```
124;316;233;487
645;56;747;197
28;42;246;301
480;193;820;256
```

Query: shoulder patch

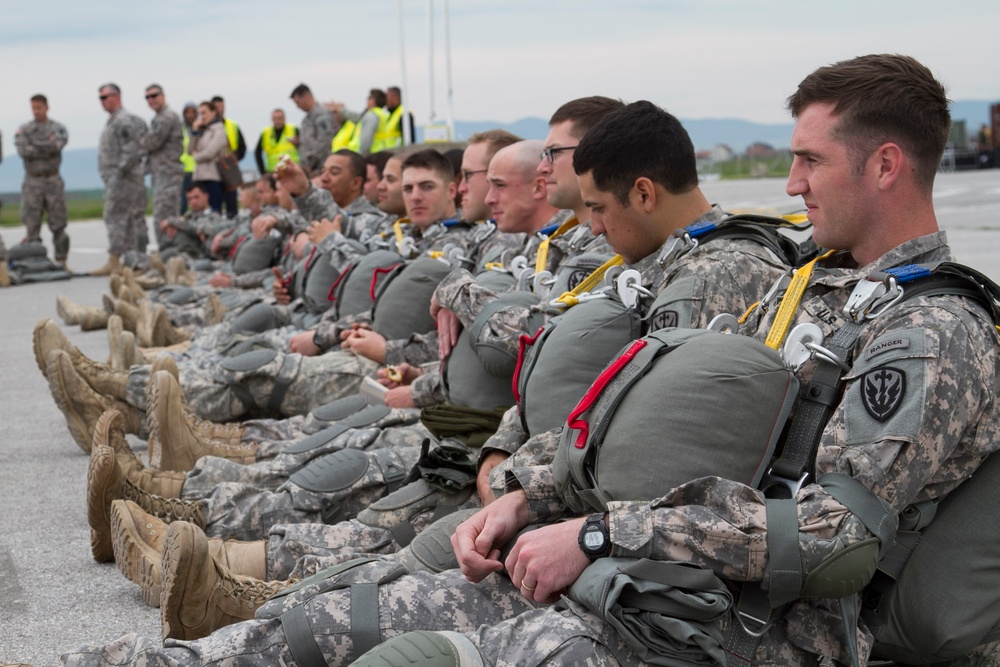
649;309;679;332
860;366;906;422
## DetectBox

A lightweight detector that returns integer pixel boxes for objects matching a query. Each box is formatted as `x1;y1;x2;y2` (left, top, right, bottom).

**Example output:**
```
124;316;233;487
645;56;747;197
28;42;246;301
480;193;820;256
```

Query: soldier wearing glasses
141;84;185;248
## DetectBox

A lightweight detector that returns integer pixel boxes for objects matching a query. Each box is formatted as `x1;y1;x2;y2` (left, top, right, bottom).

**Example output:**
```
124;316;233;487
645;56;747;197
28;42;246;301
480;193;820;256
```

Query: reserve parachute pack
231;233;283;274
5;242;72;284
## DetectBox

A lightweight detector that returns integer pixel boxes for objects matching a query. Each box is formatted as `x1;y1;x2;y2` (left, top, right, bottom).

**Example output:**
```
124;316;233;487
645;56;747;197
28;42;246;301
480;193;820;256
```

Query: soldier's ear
632;177;656;212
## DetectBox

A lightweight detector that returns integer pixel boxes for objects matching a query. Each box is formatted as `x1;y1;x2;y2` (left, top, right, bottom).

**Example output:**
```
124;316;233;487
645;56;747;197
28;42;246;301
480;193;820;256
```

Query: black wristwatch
578;513;610;560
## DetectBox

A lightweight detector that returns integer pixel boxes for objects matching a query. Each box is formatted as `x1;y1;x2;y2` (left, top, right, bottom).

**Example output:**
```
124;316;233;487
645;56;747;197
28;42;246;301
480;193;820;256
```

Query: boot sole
46;351;96;453
55;297;78;326
110;500;163;607
87;444;119;563
160;521;211;640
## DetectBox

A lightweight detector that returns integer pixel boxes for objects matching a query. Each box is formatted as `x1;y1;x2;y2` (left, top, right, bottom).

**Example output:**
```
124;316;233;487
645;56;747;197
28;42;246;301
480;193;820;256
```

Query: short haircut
30;94;48;105
387;86;402;97
98;83;121;95
574;100;698;205
186;182;208;195
366;151;393;180
370;88;387;108
199;100;218;114
211;95;224;104
261;174;276;190
332;149;368;184
239;181;258;193
467;129;523;163
443;148;465;177
549;96;626;140
272;108;285;115
401;149;455;182
145;83;163;94
290;83;311;98
787;54;950;192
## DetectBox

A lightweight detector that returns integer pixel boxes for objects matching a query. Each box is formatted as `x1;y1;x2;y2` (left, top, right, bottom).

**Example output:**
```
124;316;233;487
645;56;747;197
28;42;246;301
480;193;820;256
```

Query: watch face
583;529;605;550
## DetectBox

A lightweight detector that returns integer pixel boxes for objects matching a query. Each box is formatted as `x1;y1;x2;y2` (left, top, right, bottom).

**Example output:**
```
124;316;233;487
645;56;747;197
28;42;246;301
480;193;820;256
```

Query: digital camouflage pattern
15;117;69;259
143;105;185;245
299;104;336;175
99;108;149;255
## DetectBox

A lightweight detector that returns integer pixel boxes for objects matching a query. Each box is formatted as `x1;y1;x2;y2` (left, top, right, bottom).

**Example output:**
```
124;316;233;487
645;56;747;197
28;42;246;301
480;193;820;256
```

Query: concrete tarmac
0;169;998;665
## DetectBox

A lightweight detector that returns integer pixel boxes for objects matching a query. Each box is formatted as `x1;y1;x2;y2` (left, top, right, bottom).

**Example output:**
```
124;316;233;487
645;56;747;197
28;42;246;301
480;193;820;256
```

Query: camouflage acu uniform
142;105;184;247
299;104;337;175
99;108;149;255
15;117;69;260
62;232;1000;667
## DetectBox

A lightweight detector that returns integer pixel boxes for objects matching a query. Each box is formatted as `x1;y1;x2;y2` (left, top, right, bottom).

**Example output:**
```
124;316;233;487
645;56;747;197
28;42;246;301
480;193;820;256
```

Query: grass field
0;189;153;226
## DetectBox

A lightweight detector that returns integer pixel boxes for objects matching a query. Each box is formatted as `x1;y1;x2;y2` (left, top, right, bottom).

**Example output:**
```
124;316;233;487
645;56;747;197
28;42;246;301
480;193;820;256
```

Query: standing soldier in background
179;103;197;213
290;83;336;176
141;84;184;249
385;85;415;147
15;94;70;268
254;108;299;174
211;95;246;219
95;83;148;276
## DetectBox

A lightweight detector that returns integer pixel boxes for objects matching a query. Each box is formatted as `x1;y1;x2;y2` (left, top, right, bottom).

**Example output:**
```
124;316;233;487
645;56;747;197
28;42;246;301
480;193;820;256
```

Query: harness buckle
532;270;555;294
656;233;696;268
615;269;645;309
760;469;811;500
707;313;740;333
845;275;904;322
760;273;792;313
736;609;775;638
781;322;824;370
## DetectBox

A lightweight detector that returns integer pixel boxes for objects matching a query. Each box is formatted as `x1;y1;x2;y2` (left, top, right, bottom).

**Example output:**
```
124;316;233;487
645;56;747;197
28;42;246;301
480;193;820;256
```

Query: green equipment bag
370;256;454;341
6;242;71;284
552;328;799;514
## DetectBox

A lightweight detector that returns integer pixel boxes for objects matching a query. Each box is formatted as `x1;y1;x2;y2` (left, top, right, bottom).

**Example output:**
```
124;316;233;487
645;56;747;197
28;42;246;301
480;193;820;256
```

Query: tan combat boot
110;499;168;606
117;330;149;370
103;294;140;334
204;293;226;326
44;350;142;452
90;253;121;277
138;301;190;348
54;295;109;330
165;256;195;286
0;261;10;288
146;370;256;472
160;521;293;640
149;252;167;279
88;412;201;563
111;499;268;609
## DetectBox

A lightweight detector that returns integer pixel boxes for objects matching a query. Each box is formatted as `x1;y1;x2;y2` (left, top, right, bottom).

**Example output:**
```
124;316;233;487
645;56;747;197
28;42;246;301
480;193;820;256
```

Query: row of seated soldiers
34;70;1000;666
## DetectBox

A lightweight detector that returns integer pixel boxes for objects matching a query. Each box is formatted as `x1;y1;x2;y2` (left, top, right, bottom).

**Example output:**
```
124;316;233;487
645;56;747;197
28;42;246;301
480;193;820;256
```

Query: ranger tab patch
861;366;906;422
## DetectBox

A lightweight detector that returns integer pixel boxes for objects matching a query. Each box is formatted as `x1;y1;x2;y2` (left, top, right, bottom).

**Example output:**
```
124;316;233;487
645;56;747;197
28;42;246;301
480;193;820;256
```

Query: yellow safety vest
180;126;196;172
223;118;240;152
260;124;299;171
348;107;391;153
383;104;407;148
332;120;355;151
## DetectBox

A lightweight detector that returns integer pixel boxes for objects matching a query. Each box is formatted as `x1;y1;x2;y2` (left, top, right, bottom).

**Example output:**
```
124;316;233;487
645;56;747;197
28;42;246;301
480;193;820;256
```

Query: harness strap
281;604;328;667
764;498;803;608
350;583;382;657
533;216;579;275
552;255;624;308
764;250;836;351
266;353;300;414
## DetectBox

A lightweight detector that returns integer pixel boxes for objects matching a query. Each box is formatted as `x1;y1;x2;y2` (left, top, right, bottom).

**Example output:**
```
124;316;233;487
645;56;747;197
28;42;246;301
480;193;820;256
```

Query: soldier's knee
350;631;485;667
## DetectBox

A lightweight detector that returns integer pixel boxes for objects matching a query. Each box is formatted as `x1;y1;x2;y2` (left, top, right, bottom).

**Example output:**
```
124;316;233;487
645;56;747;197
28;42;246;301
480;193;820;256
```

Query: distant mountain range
1;100;993;194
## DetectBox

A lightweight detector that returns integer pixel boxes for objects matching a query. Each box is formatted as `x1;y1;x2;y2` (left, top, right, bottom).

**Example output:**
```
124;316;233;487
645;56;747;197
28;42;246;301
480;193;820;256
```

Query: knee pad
351;631;485;667
219;347;280;374
289;448;372;494
286;404;391;455
164;286;197;305
191;258;215;272
231;302;279;334
357;479;474;543
310;395;368;423
217;347;298;413
395;507;479;574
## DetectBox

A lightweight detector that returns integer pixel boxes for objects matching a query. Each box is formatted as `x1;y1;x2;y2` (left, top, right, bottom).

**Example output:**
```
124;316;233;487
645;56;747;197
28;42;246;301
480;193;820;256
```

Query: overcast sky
2;0;998;150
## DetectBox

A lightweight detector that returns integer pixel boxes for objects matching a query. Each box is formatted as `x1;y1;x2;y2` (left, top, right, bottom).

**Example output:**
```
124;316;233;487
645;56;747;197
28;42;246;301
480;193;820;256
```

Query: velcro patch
860;367;906;422
648;308;679;332
864;337;910;360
